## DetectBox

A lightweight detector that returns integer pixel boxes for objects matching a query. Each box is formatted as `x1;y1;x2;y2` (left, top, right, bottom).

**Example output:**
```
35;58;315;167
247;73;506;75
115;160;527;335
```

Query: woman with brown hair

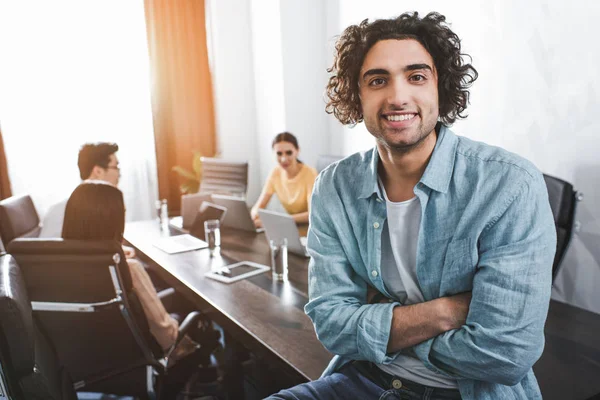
250;132;318;231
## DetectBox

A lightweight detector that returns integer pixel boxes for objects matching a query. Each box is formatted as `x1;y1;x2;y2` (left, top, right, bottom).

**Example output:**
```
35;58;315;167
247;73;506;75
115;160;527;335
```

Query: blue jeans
266;361;462;400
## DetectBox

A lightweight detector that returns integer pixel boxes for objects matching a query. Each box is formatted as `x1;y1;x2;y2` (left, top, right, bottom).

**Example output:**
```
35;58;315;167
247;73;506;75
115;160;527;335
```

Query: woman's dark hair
325;11;478;126
62;181;125;242
272;132;303;163
271;132;299;149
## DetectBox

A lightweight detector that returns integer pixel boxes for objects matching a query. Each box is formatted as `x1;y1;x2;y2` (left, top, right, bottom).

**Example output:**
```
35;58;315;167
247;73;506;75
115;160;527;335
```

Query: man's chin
381;134;418;149
380;128;435;152
379;135;427;153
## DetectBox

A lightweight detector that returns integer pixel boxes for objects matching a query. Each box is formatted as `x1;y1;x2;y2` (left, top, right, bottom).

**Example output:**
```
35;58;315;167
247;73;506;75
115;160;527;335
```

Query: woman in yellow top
251;132;318;230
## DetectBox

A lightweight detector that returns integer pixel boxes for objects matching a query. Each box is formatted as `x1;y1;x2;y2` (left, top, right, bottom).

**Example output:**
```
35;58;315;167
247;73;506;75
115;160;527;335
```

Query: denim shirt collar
358;123;458;199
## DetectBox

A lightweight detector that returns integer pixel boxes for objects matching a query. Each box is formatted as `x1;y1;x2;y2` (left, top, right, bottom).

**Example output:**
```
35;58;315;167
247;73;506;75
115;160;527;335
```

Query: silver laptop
180;193;213;229
258;209;309;257
211;194;264;233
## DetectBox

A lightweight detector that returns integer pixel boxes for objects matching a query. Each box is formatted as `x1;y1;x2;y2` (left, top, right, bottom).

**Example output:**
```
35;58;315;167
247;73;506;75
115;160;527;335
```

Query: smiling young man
268;12;556;400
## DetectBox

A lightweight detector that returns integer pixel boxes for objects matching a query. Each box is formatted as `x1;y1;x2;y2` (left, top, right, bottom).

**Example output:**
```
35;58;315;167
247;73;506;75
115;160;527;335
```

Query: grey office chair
199;157;248;198
542;173;582;281
0;254;78;400
7;238;207;399
0;194;41;246
316;154;343;173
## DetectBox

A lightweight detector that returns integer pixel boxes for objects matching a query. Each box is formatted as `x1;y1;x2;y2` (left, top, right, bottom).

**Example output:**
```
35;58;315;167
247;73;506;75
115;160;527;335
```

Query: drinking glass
204;219;221;257
270;238;288;282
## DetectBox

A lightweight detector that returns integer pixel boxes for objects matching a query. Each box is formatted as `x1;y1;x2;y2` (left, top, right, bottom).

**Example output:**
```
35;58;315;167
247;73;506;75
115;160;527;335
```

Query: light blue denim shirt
305;125;556;399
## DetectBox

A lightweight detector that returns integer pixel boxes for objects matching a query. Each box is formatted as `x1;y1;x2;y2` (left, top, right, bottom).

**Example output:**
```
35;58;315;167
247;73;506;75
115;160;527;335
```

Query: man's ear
88;165;103;180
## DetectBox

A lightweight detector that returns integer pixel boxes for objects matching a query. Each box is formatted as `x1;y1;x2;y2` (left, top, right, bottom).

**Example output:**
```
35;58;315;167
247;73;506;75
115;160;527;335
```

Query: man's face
358;39;439;152
91;153;120;186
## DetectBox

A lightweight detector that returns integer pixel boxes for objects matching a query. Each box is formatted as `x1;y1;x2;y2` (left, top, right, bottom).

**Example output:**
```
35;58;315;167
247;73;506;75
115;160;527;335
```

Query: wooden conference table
124;220;600;400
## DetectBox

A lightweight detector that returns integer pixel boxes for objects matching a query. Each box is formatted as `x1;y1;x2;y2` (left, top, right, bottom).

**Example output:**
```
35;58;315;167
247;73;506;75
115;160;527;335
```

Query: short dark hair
77;142;119;180
325;11;478;126
62;181;125;242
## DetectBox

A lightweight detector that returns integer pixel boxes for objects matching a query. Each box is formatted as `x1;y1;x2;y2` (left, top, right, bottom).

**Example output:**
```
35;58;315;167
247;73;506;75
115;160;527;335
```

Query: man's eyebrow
362;64;433;81
362;68;389;80
405;63;432;72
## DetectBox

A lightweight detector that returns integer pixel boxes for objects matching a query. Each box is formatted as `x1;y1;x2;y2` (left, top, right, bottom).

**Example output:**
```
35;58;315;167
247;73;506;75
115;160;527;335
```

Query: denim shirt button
371;270;378;277
373;222;380;229
392;379;403;389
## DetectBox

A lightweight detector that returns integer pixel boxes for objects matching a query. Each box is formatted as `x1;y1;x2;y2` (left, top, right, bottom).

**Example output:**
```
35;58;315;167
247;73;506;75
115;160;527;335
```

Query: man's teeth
386;114;416;122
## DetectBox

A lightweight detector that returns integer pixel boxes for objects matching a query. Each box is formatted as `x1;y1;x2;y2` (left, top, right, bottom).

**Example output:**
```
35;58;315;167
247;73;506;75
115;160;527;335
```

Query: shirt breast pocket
439;238;475;296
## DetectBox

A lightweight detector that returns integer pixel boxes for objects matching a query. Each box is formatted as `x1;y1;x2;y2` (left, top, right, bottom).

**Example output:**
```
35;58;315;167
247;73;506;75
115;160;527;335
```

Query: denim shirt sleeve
304;174;399;364
413;171;556;386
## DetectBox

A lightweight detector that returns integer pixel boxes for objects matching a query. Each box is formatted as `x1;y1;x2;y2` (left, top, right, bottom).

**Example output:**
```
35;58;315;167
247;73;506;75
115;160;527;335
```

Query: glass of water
270;238;288;282
204;219;221;257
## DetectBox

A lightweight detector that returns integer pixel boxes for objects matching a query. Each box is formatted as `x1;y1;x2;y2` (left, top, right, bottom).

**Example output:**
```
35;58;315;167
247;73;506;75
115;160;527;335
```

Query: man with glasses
78;142;121;186
40;142;121;237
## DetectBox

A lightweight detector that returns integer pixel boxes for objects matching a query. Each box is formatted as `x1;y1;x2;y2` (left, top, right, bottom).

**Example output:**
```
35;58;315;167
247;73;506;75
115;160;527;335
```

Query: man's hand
122;245;136;259
387;291;472;353
438;292;472;331
366;285;379;303
366;286;392;304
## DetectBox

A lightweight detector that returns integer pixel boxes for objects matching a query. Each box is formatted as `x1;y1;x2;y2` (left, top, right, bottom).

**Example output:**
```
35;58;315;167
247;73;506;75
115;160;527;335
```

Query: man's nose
385;79;410;108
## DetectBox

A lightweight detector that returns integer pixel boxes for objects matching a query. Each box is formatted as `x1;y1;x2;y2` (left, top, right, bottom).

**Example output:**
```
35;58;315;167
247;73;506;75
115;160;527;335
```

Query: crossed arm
366;288;472;353
306;174;556;385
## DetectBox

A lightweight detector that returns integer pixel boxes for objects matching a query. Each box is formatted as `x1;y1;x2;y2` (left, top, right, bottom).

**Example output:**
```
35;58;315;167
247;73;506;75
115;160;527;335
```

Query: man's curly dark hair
325;11;478;126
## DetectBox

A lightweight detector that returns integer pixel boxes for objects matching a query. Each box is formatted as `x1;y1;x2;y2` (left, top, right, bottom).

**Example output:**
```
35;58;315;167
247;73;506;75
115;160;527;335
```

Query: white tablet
205;261;270;283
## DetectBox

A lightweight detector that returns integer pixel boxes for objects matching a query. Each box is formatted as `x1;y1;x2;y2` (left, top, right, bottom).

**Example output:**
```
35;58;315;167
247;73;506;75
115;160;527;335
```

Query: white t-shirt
39;199;67;238
376;181;458;389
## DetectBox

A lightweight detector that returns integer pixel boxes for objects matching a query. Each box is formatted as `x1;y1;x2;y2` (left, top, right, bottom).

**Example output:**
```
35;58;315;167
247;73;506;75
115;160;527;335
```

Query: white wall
206;0;261;203
208;0;334;206
249;0;287;195
279;0;330;169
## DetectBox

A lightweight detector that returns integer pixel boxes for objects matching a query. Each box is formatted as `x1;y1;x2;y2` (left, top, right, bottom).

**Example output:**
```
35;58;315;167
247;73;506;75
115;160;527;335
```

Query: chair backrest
0;254;77;400
316;154;343;173
0;194;41;245
7;238;162;397
199;157;248;198
542;174;579;280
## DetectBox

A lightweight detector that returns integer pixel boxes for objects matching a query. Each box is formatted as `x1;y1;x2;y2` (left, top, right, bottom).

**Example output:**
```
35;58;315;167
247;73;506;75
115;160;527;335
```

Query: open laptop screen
189;202;227;240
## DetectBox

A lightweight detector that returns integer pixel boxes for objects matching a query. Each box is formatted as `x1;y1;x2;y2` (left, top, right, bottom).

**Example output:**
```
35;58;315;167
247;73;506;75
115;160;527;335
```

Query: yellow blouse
265;164;318;215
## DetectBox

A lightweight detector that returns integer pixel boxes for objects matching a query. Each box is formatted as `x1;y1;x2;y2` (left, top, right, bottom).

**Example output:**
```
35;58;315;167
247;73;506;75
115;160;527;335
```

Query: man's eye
276;152;282;156
369;78;386;86
410;74;426;82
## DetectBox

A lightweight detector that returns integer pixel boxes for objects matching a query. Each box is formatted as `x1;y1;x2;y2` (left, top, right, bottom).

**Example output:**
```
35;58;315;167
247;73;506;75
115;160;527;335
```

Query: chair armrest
163;311;203;363
177;311;203;339
157;287;176;300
